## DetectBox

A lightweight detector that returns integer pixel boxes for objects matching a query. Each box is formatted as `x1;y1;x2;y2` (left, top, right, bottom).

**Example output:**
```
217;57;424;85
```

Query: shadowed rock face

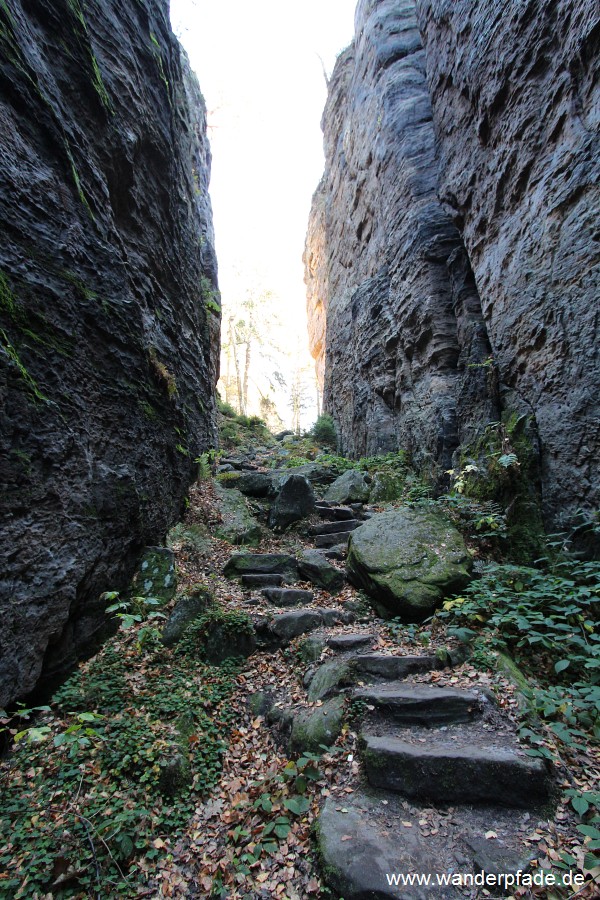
416;0;600;527
304;0;498;470
305;0;599;529
0;0;219;706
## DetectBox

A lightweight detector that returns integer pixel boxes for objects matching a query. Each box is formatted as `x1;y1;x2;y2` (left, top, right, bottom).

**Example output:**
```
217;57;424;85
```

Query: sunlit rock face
0;0;219;706
304;0;498;470
305;0;599;528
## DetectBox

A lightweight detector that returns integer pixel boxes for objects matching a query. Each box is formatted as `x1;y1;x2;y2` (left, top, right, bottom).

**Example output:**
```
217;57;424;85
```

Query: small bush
312;414;337;447
218;398;237;418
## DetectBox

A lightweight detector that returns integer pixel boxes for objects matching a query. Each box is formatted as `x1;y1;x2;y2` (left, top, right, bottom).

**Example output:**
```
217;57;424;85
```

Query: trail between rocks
154;443;586;899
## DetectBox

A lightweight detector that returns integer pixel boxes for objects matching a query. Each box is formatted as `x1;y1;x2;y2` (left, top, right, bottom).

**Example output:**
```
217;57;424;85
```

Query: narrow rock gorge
0;0;219;706
305;0;599;530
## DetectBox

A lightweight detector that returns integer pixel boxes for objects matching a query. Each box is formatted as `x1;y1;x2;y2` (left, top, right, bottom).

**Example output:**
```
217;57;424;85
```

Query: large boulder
268;474;315;530
214;484;262;546
324;470;370;504
347;507;472;620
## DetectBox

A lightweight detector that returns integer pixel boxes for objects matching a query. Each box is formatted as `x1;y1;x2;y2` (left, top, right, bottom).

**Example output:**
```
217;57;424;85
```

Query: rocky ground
149;439;598;898
0;432;597;899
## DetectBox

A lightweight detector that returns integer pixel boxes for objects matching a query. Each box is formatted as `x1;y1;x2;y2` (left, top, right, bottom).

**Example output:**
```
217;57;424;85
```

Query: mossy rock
347;506;472;621
167;522;212;556
214;483;262;546
130;547;176;605
368;471;405;503
289;696;346;753
161;584;212;647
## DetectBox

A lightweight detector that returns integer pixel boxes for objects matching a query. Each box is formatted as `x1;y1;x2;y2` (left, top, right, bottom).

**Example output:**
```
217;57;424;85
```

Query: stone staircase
220;521;555;898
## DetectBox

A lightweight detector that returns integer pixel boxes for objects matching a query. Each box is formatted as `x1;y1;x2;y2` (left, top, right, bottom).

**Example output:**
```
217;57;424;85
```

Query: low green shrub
311;414;337;447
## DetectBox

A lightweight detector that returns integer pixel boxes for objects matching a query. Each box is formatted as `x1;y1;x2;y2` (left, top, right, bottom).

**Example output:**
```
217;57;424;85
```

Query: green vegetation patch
0;620;240;897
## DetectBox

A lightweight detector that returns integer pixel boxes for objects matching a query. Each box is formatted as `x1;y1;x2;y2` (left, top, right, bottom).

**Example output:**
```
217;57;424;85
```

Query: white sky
169;0;357;426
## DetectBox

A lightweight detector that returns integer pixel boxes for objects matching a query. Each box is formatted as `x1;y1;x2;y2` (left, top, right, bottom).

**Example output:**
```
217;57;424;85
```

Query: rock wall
305;0;599;528
304;0;499;470
0;0;219;706
416;0;600;527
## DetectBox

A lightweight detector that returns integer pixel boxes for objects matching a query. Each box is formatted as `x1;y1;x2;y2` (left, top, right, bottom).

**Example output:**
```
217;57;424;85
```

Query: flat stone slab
309;519;361;535
262;588;315;607
223;552;298;581
361;734;550;807
241;573;284;587
317;792;455;899
315;532;350;548
353;684;484;725
327;633;377;651
322;505;356;520
350;653;440;680
269;609;324;641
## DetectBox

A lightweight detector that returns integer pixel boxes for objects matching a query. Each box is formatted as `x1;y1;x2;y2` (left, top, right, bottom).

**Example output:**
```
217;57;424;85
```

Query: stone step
351;653;441;680
314;532;350;548
261;587;314;607
316;789;536;900
360;734;550;807
353;683;484;725
326;633;376;651
317;504;355;521
223;552;298;581
306;653;439;702
241;573;284;588
309;519;361;536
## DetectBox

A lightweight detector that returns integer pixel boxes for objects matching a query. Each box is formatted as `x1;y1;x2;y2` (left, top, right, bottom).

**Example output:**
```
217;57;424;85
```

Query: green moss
139;399;159;421
67;0;113;112
65;146;95;220
0;328;48;403
0;270;18;318
149;31;170;97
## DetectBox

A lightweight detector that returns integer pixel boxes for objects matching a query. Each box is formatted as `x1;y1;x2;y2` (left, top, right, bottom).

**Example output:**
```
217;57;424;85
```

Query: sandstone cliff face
0;0;219;706
416;0;600;526
305;0;599;528
304;0;498;469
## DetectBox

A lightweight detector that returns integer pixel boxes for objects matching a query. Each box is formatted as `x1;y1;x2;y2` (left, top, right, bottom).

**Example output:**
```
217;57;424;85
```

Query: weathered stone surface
324;470;370;504
350;653;440;680
315;532;351;549
161;585;212;647
241;573;284;588
326;633;376;651
306;0;599;535
353;684;484;726
261;588;314;607
214;484;262;546
0;0;218;706
307;659;352;702
130;547;176;604
297;550;345;593
309;519;360;536
347;507;471;620
361;734;550;806
416;0;600;529
317;792;450;900
268;474;315;530
290;695;346;753
223;553;298;581
234;472;273;498
269;609;324;642
304;0;498;468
